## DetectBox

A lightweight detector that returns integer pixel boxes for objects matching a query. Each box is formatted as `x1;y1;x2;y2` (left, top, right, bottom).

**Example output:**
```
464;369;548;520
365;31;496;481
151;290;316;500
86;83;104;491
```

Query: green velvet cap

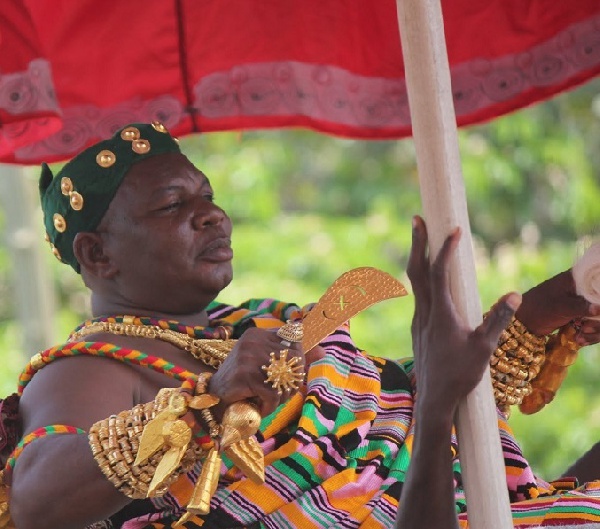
39;122;181;273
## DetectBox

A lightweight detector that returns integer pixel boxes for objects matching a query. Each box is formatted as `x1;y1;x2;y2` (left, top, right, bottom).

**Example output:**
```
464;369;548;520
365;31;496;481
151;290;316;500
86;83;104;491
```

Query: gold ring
276;320;304;347
262;349;305;395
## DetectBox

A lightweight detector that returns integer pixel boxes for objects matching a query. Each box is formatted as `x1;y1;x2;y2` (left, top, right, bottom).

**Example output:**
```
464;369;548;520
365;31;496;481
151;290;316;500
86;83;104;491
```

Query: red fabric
1;0;600;164
0;0;62;156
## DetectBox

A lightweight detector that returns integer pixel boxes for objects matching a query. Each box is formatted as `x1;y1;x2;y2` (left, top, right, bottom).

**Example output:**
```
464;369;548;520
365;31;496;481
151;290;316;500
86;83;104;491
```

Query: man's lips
197;237;233;262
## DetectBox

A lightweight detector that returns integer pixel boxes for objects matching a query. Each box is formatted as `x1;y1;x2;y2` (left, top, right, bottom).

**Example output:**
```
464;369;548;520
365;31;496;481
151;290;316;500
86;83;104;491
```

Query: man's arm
10;355;137;529
395;405;460;529
563;442;600;484
514;268;600;485
10;327;308;529
395;217;518;529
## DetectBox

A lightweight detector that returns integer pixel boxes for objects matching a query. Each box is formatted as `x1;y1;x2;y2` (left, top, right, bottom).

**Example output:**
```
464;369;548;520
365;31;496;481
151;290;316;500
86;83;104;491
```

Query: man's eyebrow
148;174;211;199
148;184;184;199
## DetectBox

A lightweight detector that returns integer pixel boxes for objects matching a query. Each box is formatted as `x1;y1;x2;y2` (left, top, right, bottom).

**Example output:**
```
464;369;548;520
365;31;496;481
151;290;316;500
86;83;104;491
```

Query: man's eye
161;201;181;211
204;193;215;203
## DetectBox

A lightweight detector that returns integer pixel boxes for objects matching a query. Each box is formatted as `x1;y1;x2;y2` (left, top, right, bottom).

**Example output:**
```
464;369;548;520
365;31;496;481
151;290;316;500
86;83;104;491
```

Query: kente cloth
88;298;600;529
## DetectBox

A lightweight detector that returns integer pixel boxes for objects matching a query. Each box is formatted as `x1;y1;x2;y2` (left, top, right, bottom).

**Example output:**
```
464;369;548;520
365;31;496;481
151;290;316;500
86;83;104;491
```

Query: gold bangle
89;376;268;521
488;315;548;415
88;388;203;499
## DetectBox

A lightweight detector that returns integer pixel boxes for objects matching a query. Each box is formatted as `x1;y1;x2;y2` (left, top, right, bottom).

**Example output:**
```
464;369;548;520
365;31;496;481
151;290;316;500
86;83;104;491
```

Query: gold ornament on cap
60;177;73;196
151;121;168;133
120;126;141;141
96;149;116;168
51;245;62;261
132;139;151;154
60;176;84;211
69;192;84;211
53;213;67;233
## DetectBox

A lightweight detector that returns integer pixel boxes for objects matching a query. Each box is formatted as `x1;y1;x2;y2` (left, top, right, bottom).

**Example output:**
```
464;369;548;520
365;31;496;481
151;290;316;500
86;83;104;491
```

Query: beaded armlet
88;373;265;525
0;425;86;529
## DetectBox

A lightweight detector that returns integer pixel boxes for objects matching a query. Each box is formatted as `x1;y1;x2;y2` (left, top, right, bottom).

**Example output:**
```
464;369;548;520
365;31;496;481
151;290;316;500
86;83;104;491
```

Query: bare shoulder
19;354;138;434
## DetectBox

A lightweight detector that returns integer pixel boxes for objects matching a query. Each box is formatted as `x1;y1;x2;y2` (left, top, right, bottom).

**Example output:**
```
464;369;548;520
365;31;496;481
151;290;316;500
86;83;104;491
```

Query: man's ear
73;232;117;279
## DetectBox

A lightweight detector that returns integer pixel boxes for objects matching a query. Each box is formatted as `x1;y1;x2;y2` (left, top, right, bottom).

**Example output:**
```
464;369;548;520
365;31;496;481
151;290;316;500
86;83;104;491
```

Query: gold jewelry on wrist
88;388;203;499
489;315;547;415
89;371;266;523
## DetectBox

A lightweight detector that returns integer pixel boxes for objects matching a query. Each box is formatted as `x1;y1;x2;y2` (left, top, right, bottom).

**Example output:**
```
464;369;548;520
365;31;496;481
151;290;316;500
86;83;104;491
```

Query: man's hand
577;318;600;347
407;216;520;415
396;216;520;529
517;270;600;337
208;327;309;418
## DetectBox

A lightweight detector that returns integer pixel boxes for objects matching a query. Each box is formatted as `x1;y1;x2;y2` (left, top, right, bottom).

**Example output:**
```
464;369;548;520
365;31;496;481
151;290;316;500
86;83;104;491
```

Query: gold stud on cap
51;245;62;261
96;150;116;168
60;177;73;196
120;126;141;142
53;213;67;233
70;192;84;211
151;121;168;133
132;139;151;154
44;233;50;243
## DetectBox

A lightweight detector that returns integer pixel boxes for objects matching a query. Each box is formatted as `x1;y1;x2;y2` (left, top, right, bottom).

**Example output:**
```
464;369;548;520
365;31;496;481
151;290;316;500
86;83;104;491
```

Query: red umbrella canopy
0;0;63;157
1;0;599;164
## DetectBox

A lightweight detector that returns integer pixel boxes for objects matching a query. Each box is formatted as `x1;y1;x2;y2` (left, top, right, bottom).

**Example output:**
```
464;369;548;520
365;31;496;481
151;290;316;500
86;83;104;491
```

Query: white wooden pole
0;164;57;357
395;1;513;527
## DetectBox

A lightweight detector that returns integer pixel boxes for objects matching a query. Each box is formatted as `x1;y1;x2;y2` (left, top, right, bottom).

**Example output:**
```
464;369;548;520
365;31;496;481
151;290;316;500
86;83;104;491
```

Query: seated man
3;123;600;528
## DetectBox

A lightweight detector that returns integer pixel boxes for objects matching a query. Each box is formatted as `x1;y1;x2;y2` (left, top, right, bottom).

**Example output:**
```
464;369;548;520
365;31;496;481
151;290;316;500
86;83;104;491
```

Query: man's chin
202;268;234;297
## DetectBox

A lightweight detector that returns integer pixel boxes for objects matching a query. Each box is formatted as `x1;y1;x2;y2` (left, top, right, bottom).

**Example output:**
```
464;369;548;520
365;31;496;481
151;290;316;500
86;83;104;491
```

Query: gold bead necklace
69;317;236;369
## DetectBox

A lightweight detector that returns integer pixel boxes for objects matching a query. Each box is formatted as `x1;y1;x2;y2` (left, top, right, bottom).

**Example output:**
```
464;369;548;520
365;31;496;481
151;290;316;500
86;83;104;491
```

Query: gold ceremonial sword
302;266;408;351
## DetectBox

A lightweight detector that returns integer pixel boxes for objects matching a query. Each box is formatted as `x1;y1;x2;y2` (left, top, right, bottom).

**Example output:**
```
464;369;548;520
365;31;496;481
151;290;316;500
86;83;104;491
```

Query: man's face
98;152;234;313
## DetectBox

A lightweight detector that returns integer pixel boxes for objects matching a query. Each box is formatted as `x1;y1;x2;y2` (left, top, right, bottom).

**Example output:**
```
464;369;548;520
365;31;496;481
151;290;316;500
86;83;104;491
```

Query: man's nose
192;201;226;229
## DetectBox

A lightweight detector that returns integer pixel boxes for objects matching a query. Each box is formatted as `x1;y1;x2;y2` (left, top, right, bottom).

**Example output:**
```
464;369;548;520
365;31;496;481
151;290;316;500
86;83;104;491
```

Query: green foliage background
0;80;599;482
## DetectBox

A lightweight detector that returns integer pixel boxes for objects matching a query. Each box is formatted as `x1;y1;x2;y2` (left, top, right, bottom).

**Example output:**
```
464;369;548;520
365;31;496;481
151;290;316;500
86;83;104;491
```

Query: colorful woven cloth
69;298;599;528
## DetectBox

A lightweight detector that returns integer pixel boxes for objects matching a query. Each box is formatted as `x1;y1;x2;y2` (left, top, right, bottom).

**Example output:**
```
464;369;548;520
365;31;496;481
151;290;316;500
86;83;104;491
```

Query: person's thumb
479;292;522;347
